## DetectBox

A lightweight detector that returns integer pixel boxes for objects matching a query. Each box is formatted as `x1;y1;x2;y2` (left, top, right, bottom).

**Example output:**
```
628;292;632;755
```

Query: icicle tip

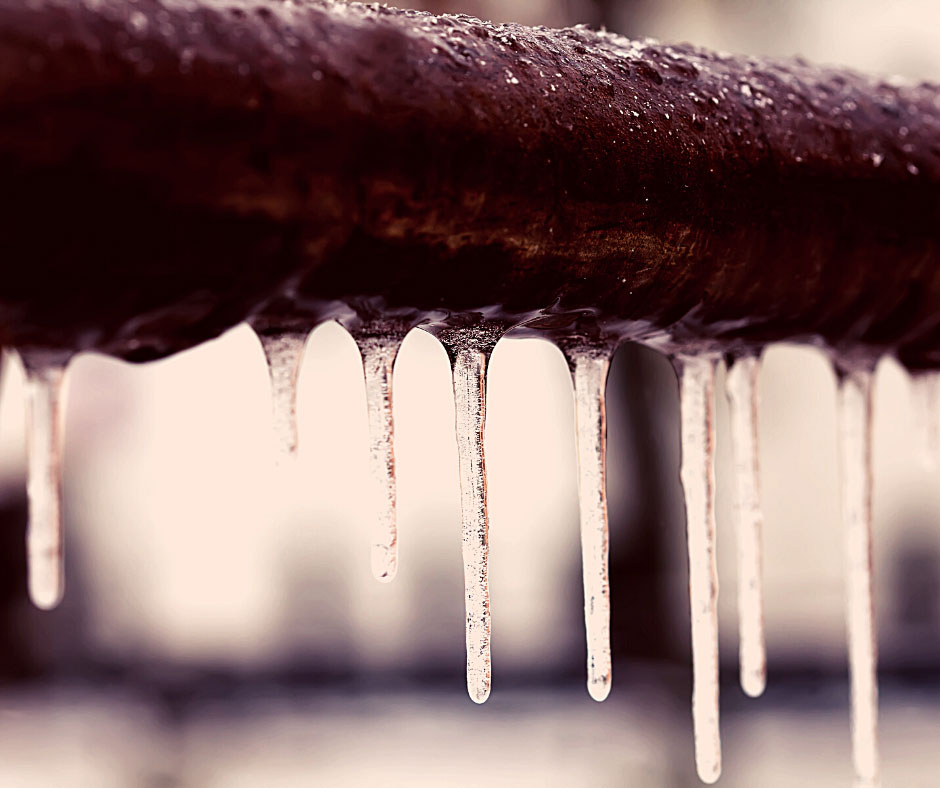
371;544;398;583
588;674;611;702
28;567;64;611
696;759;721;785
741;669;766;699
468;680;491;704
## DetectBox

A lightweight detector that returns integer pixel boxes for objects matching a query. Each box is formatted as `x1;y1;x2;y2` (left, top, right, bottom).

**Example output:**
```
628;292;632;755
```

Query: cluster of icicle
14;319;940;786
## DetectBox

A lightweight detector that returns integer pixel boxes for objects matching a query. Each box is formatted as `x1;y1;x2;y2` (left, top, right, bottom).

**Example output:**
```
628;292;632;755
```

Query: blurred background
0;1;939;786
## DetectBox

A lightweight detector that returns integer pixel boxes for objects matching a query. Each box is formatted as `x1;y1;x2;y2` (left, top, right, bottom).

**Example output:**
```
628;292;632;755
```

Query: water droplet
352;329;406;582
19;351;70;611
128;11;148;34
725;355;766;698
837;367;880;788
255;329;308;459
565;346;614;702
676;354;721;784
180;47;195;73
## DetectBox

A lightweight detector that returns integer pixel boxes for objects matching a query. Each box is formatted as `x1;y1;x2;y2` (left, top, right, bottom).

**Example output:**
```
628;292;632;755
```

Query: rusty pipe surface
0;0;938;364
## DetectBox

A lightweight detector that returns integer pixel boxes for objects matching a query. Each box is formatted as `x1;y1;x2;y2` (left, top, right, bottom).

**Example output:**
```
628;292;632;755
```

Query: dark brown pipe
0;1;938;365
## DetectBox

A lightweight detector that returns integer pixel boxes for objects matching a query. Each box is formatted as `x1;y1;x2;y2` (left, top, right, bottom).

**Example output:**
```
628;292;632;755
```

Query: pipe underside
0;0;937;365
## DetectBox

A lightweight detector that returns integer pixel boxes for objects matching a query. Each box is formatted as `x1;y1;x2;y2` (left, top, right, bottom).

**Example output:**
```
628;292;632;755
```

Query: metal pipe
0;0;937;365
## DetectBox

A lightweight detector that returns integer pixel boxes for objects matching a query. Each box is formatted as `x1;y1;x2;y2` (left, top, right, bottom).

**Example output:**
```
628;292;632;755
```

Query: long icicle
837;367;880;788
677;354;721;785
20;352;69;611
256;329;308;459
452;344;492;703
725;355;767;698
436;324;500;705
354;331;405;582
568;347;613;702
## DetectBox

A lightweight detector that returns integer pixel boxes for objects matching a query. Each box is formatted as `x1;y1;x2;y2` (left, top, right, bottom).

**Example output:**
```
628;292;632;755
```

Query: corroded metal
0;1;937;364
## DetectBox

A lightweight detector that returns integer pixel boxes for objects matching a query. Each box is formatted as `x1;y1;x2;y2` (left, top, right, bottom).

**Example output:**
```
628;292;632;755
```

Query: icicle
837;367;880;788
256;329;308;459
352;330;406;583
909;370;940;469
725;355;766;698
436;324;502;704
677;354;721;785
565;345;613;702
19;351;69;611
452;343;492;704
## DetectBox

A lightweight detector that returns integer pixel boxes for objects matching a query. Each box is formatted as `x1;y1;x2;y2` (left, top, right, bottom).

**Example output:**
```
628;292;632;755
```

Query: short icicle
837;366;880;788
436;324;502;704
909;370;940;469
677;354;721;785
565;345;613;702
724;355;766;698
19;351;70;611
352;329;406;583
256;329;308;459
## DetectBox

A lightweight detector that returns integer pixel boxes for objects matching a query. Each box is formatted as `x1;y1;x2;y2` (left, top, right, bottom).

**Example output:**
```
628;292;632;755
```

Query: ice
256;329;308;459
837;367;880;788
352;330;406;582
677;354;721;784
565;346;614;702
725;355;766;698
19;351;70;611
435;323;503;704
